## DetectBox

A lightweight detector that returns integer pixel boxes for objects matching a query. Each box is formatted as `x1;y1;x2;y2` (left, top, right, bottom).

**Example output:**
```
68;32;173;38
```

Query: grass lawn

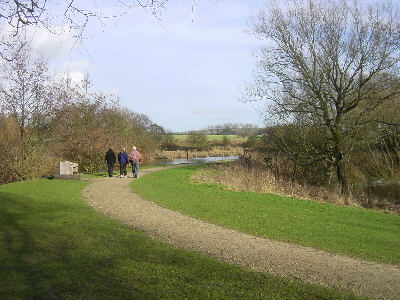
0;179;360;299
132;166;400;265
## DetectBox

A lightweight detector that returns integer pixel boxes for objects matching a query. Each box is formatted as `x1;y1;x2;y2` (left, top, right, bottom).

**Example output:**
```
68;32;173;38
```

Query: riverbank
194;161;400;214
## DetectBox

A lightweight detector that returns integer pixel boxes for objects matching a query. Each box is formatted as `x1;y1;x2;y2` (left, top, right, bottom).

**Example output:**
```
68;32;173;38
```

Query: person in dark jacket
118;148;129;178
105;148;116;177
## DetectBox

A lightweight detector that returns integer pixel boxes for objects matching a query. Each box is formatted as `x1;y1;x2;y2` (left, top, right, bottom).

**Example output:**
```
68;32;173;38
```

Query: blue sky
28;0;400;132
31;0;266;132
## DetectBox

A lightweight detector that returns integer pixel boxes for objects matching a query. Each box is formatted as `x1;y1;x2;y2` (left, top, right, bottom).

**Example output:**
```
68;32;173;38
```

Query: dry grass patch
193;162;380;209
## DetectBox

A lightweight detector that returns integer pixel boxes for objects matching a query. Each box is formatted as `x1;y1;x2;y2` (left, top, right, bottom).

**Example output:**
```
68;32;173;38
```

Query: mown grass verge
131;166;400;265
0;179;360;299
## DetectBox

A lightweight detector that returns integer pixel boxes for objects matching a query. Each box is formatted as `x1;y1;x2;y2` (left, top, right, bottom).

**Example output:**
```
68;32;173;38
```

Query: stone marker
55;161;81;180
60;161;79;174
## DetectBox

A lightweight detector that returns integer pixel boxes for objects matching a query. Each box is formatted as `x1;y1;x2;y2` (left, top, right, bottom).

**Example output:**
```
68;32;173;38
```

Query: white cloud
69;71;86;83
103;88;120;95
28;26;76;61
52;59;94;83
62;60;94;73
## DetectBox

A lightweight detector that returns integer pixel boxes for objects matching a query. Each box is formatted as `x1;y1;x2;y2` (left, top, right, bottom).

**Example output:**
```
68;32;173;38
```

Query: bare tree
246;0;400;193
0;1;168;36
0;40;52;158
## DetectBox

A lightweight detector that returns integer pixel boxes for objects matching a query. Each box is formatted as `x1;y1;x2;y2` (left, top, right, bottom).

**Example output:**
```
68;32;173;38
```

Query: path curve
82;167;400;299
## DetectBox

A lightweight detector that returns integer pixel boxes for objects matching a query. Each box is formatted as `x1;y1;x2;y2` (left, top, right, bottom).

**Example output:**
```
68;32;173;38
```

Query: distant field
173;135;246;142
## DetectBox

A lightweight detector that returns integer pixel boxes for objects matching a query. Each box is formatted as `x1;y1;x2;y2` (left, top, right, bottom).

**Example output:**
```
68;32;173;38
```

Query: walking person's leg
107;162;113;177
110;163;115;177
133;162;139;178
122;163;127;177
120;163;123;178
135;162;139;178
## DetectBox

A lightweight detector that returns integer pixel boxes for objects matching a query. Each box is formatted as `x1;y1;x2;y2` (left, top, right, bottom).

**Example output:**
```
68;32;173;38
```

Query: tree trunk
19;123;25;160
336;156;348;195
331;124;348;195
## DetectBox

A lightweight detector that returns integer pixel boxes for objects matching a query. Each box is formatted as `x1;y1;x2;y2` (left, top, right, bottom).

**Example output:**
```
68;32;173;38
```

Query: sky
4;0;400;132
29;0;267;132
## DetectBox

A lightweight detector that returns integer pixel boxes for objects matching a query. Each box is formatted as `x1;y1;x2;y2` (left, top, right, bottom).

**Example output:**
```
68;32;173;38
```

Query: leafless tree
0;40;52;158
246;0;400;193
0;1;168;35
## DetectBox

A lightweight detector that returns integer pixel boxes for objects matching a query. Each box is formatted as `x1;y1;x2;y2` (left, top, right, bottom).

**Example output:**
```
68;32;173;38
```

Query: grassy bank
0;179;359;299
193;162;400;213
132;166;400;265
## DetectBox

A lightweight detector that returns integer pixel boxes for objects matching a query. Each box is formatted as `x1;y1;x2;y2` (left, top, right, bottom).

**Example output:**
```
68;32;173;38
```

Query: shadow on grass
0;191;151;298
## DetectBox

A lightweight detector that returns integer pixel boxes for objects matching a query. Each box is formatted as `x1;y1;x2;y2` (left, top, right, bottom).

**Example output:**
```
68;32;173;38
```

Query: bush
160;134;180;151
221;135;231;147
187;132;208;150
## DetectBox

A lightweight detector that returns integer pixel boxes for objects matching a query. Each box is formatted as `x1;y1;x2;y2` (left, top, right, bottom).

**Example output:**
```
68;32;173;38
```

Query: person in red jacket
128;145;142;178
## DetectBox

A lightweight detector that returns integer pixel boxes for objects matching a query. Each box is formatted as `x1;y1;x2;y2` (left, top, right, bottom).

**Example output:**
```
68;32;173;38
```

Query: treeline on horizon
174;123;261;136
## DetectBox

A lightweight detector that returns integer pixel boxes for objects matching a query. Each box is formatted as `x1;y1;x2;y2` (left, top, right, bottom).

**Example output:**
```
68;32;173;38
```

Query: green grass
132;166;400;265
0;179;361;299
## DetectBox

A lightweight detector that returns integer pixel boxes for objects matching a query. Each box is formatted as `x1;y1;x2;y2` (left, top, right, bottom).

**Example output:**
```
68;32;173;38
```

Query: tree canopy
246;0;400;193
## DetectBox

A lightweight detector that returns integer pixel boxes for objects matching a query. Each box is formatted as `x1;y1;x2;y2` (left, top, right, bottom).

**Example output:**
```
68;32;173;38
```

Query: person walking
128;145;142;178
105;147;116;177
118;148;129;178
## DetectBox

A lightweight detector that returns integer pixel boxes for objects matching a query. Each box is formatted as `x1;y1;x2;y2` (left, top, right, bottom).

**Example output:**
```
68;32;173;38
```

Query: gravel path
82;166;400;299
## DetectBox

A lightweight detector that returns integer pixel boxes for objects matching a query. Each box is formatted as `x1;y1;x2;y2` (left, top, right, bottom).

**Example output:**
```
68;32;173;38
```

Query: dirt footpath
82;167;400;299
